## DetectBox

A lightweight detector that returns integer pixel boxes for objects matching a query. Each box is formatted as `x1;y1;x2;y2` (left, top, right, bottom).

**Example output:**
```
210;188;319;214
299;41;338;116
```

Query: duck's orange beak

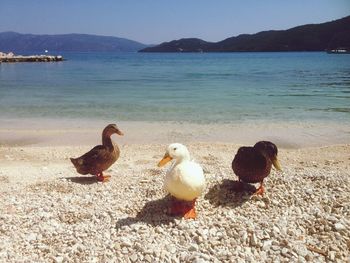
158;153;172;167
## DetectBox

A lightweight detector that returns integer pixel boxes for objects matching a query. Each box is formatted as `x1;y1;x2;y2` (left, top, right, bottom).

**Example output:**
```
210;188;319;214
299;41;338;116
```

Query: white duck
158;143;206;219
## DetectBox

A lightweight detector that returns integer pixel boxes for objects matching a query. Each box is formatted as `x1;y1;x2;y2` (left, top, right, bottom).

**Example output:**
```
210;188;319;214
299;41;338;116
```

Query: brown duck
232;141;281;195
70;124;124;182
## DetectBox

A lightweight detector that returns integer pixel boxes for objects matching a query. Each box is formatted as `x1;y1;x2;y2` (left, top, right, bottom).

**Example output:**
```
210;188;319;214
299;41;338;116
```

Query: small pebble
334;223;346;231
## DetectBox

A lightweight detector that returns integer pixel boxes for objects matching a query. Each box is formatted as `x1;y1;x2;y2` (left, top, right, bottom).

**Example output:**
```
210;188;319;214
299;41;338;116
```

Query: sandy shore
1;118;350;147
0;120;349;262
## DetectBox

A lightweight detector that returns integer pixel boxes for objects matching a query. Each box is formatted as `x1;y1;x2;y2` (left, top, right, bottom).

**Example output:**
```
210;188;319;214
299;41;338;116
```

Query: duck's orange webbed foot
183;207;197;219
96;173;111;182
168;198;197;219
254;183;265;196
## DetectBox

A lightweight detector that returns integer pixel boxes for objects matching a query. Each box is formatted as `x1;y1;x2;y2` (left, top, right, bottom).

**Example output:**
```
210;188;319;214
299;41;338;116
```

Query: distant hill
0;32;148;52
140;16;350;52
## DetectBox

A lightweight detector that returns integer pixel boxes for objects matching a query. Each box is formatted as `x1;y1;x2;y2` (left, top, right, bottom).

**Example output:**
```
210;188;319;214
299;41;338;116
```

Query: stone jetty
0;52;64;63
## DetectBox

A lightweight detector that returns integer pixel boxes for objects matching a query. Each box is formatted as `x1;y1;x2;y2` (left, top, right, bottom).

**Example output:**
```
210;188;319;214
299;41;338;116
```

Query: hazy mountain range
1;15;349;53
140;15;350;52
0;32;149;52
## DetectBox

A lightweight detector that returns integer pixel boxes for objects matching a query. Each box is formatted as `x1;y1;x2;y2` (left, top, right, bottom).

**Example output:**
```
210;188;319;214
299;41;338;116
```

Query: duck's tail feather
70;157;88;174
70;157;78;167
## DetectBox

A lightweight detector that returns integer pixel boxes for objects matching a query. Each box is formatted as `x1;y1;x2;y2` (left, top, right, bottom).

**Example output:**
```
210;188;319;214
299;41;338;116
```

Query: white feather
162;143;206;201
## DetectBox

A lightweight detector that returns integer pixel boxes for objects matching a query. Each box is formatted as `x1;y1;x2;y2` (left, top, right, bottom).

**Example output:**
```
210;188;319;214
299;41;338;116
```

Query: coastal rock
0;53;64;63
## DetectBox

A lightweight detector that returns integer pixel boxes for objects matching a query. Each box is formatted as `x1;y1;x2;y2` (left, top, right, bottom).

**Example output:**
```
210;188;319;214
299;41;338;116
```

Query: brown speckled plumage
70;124;123;177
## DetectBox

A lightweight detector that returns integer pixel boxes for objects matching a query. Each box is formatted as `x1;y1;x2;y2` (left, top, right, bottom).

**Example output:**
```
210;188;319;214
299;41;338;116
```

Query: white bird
158;143;206;219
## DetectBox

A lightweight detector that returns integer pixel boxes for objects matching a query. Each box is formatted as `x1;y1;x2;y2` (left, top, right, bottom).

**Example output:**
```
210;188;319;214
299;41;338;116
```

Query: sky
0;0;349;44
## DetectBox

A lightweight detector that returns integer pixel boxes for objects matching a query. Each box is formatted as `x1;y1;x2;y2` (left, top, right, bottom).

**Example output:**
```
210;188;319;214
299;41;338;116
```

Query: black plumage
232;141;281;194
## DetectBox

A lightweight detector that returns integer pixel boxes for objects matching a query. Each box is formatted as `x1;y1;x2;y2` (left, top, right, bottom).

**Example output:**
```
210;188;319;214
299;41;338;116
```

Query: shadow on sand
64;176;99;185
205;179;256;208
116;195;176;229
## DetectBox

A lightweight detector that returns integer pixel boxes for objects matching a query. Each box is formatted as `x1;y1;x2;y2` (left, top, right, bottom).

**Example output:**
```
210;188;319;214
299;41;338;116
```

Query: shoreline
0;117;349;148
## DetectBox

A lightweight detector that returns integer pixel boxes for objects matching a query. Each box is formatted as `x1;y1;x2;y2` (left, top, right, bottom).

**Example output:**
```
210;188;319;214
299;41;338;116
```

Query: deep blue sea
0;52;349;123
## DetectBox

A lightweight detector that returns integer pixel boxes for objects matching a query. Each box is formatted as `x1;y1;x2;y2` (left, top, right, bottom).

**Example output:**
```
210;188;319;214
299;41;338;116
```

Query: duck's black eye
173;147;177;151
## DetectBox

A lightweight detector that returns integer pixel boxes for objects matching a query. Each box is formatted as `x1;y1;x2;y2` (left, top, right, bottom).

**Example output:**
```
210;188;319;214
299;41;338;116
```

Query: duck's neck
175;153;191;165
102;131;114;149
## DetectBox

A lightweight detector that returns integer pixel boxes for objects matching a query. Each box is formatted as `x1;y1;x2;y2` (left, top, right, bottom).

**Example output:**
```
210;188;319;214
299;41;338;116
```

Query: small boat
327;48;350;54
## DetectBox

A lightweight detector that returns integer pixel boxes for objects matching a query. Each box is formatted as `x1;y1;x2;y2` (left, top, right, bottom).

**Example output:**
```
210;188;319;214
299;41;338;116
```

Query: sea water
0;52;349;124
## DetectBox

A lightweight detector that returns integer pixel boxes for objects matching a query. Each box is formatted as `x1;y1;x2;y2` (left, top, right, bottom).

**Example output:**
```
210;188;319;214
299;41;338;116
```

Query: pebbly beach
0;119;349;262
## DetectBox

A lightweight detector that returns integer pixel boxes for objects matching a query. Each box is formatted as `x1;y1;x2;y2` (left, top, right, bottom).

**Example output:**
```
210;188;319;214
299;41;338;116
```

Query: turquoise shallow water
0;52;349;123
